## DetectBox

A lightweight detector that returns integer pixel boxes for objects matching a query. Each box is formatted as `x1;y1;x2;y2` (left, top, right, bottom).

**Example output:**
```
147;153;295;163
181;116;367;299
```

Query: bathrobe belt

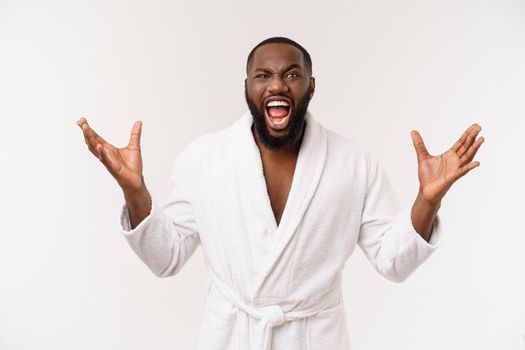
210;271;342;350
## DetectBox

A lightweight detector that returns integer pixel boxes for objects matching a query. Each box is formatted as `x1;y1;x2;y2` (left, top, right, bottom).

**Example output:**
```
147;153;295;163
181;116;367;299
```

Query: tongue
268;106;288;118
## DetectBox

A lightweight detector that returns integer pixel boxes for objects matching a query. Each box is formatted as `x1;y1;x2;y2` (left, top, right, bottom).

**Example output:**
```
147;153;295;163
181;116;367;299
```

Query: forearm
123;184;152;229
411;190;441;242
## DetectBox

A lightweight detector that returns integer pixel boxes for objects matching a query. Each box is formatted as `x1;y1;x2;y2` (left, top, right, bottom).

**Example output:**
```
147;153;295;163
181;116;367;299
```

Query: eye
255;74;269;79
285;72;301;79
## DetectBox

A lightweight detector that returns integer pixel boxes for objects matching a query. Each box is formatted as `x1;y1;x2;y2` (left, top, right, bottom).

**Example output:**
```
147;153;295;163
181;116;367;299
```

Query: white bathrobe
119;110;441;350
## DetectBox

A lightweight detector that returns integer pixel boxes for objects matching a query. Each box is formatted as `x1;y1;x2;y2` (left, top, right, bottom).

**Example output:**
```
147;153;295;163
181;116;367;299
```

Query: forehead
250;43;305;71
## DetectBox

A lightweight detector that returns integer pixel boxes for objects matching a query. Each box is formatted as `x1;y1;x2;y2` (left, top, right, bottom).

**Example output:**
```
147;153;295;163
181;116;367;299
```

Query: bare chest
261;158;297;226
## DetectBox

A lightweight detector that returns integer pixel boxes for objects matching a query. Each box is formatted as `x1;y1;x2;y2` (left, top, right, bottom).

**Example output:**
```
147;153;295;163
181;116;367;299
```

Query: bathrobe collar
233;110;328;291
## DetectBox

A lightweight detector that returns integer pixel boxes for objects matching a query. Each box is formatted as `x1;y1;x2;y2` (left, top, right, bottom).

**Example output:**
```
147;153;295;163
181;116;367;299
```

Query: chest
261;157;297;226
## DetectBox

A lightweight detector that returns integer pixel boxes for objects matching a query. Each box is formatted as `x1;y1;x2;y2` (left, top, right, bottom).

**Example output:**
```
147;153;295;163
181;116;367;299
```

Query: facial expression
245;43;315;149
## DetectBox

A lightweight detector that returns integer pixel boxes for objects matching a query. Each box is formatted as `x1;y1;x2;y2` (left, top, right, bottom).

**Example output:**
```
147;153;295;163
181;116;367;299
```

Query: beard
245;86;311;150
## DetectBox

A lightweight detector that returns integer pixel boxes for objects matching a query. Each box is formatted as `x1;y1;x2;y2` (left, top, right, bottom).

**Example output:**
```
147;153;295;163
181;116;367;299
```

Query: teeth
266;100;289;107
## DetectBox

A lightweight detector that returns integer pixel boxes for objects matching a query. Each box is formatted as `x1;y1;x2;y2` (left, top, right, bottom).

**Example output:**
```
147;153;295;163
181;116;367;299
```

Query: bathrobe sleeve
357;153;442;282
118;151;200;278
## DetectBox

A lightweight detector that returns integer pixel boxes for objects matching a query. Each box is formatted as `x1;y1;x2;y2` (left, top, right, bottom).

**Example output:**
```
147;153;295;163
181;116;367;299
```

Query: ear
309;77;316;98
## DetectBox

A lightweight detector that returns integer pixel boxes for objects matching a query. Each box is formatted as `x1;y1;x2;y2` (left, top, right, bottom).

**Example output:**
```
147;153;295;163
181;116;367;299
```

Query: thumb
128;121;142;148
411;130;429;162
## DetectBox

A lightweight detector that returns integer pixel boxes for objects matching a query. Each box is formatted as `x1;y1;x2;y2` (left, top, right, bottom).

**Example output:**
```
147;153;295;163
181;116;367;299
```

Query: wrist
123;183;152;229
412;191;441;241
416;189;442;209
123;180;149;204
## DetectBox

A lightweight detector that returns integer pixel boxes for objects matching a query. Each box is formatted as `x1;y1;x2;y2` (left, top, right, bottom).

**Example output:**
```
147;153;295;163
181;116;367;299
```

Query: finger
459;136;484;165
454;160;480;180
451;124;476;153
128;121;142;149
97;143;118;177
457;124;482;158
452;123;480;155
78;118;108;153
411;130;430;162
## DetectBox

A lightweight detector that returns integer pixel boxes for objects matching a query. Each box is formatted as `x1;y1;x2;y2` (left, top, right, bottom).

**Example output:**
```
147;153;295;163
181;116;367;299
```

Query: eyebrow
254;63;303;74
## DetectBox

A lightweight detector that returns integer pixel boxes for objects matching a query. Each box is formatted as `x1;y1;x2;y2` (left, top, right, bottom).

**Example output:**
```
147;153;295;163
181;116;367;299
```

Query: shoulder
174;123;234;171
183;128;230;156
323;126;371;162
320;124;384;180
180;111;250;161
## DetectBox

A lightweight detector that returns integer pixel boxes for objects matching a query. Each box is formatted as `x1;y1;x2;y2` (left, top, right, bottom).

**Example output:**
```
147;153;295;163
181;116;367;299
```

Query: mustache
265;93;292;103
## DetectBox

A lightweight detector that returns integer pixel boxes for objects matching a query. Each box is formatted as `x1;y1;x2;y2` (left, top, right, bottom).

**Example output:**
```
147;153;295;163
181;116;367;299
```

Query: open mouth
264;99;292;131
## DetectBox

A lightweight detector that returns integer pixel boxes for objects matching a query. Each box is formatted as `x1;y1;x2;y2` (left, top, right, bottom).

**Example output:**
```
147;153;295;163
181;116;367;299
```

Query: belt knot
260;305;285;327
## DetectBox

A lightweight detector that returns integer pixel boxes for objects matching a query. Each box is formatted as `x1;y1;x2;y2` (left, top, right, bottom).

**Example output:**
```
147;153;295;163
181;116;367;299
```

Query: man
77;37;484;349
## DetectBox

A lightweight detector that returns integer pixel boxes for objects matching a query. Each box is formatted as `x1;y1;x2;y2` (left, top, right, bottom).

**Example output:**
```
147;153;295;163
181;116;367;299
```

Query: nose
267;75;289;94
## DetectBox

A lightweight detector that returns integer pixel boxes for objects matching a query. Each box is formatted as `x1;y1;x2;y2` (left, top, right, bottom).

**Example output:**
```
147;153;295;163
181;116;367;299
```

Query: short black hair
246;37;312;76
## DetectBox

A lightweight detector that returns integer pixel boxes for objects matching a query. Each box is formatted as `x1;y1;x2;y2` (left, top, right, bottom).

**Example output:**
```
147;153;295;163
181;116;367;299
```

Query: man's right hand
77;117;144;192
77;117;151;228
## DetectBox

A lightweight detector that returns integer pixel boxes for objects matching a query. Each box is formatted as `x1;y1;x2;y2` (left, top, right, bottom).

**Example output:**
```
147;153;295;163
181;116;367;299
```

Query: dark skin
245;43;485;238
245;43;315;225
77;43;484;240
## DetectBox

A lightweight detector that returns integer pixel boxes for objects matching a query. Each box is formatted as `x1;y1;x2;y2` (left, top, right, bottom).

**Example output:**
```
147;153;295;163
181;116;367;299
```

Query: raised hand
411;124;484;205
77;117;145;192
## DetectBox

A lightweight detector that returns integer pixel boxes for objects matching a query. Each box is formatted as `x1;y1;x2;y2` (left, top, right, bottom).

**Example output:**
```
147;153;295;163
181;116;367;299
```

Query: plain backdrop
1;0;524;349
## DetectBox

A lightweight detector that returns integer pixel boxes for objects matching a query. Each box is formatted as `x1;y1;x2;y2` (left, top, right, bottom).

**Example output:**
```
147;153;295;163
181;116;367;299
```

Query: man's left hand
411;123;484;205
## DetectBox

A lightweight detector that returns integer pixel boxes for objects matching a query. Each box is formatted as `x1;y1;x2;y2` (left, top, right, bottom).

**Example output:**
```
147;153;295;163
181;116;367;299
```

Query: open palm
411;124;484;204
77;118;144;192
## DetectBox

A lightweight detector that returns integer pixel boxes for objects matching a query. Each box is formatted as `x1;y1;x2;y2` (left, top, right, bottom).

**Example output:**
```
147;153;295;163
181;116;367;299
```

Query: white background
1;0;524;349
